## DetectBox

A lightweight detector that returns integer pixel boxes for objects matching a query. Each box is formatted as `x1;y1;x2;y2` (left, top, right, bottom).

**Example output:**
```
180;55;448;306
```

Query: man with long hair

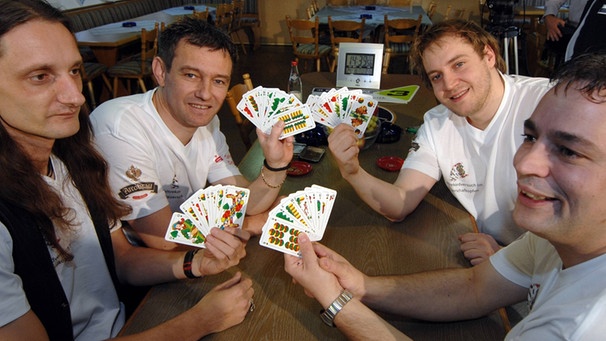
0;1;253;339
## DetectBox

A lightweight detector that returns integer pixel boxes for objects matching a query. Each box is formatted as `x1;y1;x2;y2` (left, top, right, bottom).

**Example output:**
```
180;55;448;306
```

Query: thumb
297;233;317;263
214;271;242;291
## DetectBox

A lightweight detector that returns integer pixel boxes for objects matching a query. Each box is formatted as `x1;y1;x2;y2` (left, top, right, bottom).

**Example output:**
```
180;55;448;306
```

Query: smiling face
0;19;85;146
152;40;232;141
422;35;503;129
513;87;606;260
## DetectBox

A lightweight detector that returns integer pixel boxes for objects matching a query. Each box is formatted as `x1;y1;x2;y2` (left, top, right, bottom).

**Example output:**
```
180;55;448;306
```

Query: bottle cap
291;60;298;66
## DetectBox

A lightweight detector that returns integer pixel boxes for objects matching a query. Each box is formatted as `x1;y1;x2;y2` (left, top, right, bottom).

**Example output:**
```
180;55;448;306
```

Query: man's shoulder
505;74;552;90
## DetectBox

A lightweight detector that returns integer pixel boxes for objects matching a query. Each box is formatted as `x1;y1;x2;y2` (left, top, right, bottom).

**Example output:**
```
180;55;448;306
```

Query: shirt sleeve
401;115;441;181
543;0;567;18
0;223;31;327
489;232;535;288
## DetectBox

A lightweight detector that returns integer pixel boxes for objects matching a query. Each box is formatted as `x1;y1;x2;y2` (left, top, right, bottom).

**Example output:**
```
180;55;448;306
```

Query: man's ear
152;56;166;87
483;44;497;68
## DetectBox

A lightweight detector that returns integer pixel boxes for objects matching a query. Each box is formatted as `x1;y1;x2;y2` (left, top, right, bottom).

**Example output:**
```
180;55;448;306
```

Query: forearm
245;168;286;214
333;299;412;341
362;268;492;321
113;304;211;341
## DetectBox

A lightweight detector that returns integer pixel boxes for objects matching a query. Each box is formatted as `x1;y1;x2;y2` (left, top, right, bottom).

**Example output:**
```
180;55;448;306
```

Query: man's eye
521;133;536;143
430;74;441;82
558;145;579;158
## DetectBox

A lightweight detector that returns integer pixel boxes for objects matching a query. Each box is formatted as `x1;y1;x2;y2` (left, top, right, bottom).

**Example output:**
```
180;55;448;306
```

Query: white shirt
90;89;241;220
402;74;552;245
0;156;124;339
492;233;606;340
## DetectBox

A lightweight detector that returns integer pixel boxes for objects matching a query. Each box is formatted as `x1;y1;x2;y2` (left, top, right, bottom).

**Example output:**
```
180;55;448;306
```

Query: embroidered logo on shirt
409;141;420;154
119;164;158;199
171;174;179;189
527;283;541;311
449;162;469;182
126;165;142;181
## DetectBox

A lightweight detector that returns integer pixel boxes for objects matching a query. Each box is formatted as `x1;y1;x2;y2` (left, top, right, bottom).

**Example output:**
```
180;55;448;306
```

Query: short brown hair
411;19;506;88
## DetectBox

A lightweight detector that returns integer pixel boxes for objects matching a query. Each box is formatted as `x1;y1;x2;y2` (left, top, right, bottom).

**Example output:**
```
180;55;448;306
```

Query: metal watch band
320;290;353;327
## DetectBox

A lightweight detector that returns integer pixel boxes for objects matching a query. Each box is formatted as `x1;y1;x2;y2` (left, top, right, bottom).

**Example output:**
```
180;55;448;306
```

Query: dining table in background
75;5;216;67
119;73;509;340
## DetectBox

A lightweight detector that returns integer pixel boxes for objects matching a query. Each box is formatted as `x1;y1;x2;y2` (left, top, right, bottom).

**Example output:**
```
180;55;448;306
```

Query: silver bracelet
320;290;353;327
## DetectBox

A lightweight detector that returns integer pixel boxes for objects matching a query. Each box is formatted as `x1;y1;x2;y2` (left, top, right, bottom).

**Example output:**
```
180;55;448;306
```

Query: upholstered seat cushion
107;59;152;77
296;43;331;56
389;43;412;54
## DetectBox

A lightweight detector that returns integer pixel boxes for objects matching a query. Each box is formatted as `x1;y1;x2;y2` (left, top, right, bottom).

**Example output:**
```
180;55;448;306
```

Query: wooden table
75;5;215;67
119;73;507;340
314;5;432;26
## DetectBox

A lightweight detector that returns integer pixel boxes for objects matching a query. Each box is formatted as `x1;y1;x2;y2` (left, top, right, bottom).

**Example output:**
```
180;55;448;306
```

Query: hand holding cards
307;87;378;138
259;185;336;256
165;185;250;248
237;86;316;138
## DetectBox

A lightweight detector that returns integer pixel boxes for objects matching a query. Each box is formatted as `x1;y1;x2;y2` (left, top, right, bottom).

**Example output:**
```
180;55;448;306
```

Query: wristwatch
320;290;353;327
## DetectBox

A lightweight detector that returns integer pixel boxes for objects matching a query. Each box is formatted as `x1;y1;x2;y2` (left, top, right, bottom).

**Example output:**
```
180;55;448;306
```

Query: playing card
306;87;376;137
259;217;310;257
165;212;207;248
259;185;337;256
237;86;315;138
168;185;250;245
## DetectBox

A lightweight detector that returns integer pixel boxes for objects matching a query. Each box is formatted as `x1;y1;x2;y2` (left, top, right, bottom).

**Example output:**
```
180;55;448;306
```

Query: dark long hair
0;0;131;260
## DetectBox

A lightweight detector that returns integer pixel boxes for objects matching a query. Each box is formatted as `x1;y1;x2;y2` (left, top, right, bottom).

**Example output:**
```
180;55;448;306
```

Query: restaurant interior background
52;0;560;163
52;0;552;46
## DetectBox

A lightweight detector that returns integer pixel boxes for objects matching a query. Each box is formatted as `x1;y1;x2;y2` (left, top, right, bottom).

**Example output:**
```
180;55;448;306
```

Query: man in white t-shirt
328;20;552;265
285;52;606;340
91;18;294;250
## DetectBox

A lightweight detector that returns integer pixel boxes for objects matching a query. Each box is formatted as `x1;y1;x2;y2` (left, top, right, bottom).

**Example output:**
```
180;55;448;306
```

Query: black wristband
183;249;201;279
263;159;290;172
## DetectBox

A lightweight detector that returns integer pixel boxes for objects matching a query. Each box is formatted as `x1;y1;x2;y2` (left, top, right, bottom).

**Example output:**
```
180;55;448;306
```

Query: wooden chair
108;22;160;98
444;5;467;20
230;0;248;55
225;73;255;150
80;62;113;109
238;1;261;50
192;8;209;22
215;3;234;33
427;1;438;20
328;16;366;72
286;16;331;72
383;14;422;74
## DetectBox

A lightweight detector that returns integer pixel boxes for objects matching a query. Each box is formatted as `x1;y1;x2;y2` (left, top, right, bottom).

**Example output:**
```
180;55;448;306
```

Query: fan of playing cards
165;185;250;248
259;185;336;256
306;87;378;138
237;86;316;138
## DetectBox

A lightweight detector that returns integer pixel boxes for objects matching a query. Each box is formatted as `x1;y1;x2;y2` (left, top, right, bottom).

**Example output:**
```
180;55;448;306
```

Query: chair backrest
226;73;255;149
231;0;245;28
328;16;366;50
427;1;438;20
140;22;160;74
383;14;422;48
444;5;466;20
193;8;209;21
286;16;320;55
215;3;234;32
